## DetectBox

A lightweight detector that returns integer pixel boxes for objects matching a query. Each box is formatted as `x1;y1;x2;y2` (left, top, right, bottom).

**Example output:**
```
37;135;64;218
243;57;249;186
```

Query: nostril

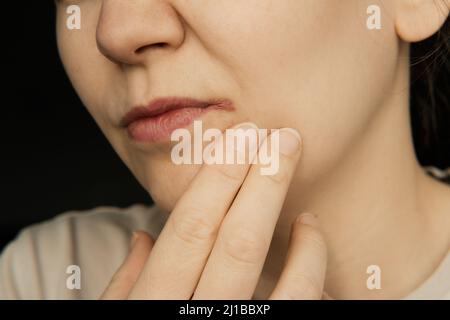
153;42;167;48
135;42;167;54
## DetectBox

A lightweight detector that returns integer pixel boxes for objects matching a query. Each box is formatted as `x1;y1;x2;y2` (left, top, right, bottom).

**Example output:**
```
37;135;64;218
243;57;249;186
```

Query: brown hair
410;7;450;167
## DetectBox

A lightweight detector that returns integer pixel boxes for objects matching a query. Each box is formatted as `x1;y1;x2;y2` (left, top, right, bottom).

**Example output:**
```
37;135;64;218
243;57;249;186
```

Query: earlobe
395;0;449;42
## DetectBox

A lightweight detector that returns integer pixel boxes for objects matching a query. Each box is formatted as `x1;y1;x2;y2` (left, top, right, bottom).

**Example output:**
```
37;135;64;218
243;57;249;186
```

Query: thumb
101;230;154;299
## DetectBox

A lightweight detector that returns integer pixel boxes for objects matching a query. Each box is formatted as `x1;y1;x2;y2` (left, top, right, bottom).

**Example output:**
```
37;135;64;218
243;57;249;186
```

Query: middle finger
193;128;302;299
129;122;260;299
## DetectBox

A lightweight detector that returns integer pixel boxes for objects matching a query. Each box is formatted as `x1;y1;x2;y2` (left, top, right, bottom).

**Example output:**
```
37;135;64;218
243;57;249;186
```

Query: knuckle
171;212;217;246
261;161;289;184
221;229;267;265
210;163;246;186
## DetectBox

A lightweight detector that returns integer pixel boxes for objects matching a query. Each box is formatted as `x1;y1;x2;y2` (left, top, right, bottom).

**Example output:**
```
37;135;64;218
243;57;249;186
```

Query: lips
122;97;234;143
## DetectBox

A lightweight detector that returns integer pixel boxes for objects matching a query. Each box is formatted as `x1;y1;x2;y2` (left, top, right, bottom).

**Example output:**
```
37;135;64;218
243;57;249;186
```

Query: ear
395;0;449;42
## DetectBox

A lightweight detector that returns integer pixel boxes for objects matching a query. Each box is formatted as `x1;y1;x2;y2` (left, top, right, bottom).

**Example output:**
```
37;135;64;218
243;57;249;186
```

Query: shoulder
0;204;167;300
405;250;450;300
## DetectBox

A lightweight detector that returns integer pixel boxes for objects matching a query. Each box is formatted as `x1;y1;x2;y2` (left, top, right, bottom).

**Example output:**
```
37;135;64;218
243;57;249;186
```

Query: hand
101;125;327;299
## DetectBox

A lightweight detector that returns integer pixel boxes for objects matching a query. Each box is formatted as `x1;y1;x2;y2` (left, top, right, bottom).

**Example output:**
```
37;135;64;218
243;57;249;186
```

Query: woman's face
56;0;399;211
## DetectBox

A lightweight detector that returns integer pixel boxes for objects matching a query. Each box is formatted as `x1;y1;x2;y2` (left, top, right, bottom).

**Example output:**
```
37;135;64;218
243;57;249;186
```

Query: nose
96;0;185;65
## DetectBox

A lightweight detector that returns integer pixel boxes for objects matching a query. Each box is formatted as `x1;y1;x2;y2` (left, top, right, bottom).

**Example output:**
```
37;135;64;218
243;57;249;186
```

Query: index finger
128;122;261;299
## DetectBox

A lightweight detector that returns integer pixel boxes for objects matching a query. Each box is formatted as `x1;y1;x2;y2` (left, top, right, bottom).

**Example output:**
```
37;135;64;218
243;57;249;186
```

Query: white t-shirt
0;204;449;300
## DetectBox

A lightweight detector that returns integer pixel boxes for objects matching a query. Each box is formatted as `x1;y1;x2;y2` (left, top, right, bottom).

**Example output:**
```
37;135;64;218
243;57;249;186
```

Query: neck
257;45;450;299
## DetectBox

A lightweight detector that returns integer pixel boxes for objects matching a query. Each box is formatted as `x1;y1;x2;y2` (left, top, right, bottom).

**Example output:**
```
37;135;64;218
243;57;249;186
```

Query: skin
55;0;450;299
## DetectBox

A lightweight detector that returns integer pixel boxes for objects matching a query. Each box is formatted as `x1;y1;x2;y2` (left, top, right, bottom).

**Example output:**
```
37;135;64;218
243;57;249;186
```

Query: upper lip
121;97;233;127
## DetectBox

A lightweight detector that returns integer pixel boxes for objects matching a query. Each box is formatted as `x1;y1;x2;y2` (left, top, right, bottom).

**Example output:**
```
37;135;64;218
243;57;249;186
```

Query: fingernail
296;213;319;227
131;231;139;247
278;128;301;156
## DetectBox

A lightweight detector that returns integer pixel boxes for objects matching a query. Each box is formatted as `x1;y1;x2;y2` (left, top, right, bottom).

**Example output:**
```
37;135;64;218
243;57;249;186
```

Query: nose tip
96;2;184;65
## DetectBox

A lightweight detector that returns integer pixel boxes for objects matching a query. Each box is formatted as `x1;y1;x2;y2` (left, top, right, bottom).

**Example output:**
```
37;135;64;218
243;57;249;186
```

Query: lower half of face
57;0;400;212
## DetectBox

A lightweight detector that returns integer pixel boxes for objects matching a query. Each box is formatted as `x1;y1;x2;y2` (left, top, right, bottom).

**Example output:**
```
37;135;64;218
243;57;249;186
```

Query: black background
0;2;449;251
0;2;150;251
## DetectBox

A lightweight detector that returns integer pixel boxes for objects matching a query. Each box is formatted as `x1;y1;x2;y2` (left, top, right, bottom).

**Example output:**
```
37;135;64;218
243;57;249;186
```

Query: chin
144;162;202;213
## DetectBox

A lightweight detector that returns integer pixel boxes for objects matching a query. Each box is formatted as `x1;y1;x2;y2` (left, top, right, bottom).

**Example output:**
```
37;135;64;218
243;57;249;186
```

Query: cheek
56;0;400;209
56;3;117;128
57;44;112;126
293;4;399;180
196;0;399;180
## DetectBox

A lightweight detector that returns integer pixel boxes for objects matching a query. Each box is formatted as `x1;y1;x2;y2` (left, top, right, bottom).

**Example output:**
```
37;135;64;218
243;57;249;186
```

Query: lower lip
127;105;221;142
